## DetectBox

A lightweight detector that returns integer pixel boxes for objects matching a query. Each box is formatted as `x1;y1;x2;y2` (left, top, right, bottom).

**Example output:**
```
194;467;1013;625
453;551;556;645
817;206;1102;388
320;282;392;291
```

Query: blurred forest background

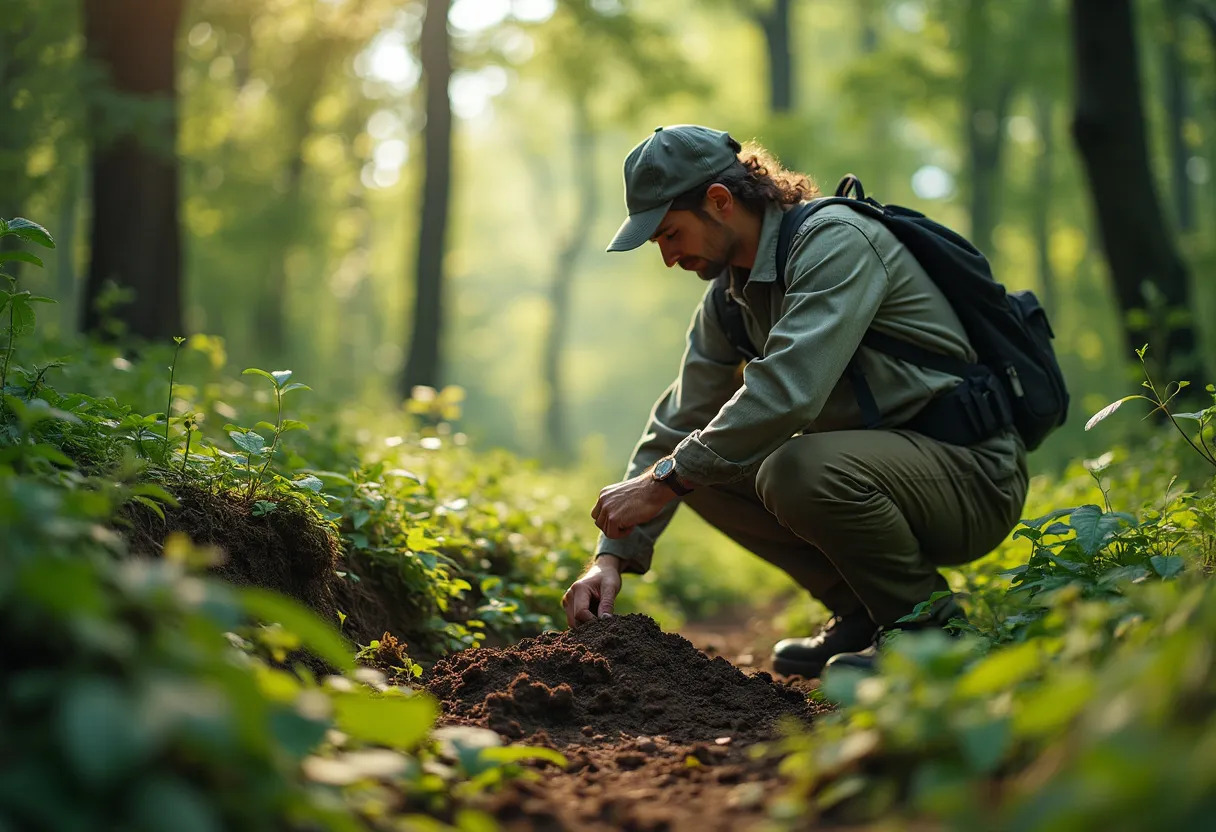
4;0;1215;474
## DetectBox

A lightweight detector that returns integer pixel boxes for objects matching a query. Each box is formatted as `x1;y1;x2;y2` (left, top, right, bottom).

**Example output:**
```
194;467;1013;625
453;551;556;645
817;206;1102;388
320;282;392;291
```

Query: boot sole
770;653;826;679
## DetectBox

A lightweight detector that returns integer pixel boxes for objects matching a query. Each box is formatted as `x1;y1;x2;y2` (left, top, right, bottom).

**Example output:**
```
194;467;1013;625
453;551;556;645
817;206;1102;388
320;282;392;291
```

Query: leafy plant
0;217;56;397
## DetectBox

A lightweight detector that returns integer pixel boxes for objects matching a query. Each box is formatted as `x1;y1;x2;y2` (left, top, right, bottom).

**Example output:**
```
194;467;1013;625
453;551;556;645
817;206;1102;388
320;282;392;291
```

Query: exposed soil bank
428;614;828;831
125;483;341;622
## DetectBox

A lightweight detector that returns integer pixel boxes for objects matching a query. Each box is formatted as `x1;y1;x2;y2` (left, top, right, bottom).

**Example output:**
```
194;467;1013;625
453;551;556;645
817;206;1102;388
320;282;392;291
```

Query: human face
648;209;737;282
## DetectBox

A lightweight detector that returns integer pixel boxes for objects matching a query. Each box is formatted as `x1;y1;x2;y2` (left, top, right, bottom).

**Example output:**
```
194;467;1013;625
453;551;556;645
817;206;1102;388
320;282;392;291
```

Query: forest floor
425;610;831;831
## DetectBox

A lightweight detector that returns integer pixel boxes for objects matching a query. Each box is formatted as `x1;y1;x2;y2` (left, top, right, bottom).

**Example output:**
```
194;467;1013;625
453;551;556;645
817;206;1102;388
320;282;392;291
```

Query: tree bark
963;0;1012;259
1070;0;1199;381
541;100;597;463
81;0;184;340
402;0;453;396
1163;0;1194;231
1031;94;1058;315
55;160;83;325
757;0;794;113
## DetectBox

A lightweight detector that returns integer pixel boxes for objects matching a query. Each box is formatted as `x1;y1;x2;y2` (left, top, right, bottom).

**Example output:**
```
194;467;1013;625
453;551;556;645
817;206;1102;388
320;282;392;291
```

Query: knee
757;437;875;523
756;439;834;522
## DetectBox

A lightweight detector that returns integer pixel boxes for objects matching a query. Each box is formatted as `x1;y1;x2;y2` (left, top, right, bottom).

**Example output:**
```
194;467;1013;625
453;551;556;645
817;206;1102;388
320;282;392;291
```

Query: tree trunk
963;0;1012;259
81;0;184;340
402;0;453;396
757;0;794;113
541;101;597;463
1070;0;1199;381
253;149;305;358
55;161;83;326
1031;94;1058;314
1163;0;1195;231
859;0;893;196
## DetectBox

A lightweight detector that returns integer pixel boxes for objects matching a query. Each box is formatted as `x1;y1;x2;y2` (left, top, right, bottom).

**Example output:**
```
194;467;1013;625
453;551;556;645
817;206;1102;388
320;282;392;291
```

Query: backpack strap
711;275;759;361
774;177;996;438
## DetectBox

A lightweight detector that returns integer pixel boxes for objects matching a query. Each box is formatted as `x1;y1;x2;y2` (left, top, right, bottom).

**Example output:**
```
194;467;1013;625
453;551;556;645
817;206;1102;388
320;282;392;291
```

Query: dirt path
426;613;829;831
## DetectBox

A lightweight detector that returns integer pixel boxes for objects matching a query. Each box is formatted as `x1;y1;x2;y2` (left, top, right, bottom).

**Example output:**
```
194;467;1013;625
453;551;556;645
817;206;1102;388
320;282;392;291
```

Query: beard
685;219;736;282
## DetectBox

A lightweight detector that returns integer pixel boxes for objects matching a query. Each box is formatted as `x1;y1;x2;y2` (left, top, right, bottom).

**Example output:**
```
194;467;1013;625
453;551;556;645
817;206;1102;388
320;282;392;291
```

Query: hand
590;470;678;539
562;555;623;627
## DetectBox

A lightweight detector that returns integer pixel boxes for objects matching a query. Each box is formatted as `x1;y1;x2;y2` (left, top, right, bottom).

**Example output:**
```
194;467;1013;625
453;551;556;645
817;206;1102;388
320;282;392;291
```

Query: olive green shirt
598;200;1023;573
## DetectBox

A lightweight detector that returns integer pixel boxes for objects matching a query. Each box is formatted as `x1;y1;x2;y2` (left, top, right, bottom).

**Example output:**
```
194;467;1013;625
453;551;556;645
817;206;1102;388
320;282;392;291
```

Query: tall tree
752;0;794;113
1070;0;1198;381
401;0;453;395
540;101;597;461
961;0;1014;259
523;0;702;460
1163;0;1195;231
81;0;185;340
1031;93;1059;314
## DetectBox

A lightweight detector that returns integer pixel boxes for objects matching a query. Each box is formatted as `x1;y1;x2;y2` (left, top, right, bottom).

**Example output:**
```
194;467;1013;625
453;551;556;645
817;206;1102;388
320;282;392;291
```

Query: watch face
655;457;675;478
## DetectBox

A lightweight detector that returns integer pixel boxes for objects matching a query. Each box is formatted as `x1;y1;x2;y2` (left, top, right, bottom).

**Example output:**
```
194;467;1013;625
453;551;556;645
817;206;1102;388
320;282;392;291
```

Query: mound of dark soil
427;614;811;746
125;482;341;622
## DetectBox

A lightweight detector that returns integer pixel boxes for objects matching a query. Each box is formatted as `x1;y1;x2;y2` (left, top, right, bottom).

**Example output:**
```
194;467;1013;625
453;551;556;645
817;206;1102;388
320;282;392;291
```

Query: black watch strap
661;476;693;496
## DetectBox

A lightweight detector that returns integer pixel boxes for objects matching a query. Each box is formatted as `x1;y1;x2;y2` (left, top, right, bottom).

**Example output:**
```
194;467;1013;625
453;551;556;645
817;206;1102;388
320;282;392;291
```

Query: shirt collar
731;201;787;286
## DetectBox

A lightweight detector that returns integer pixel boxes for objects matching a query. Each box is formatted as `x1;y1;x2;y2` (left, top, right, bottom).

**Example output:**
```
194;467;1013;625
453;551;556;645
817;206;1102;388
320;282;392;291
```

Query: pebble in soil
426;614;811;745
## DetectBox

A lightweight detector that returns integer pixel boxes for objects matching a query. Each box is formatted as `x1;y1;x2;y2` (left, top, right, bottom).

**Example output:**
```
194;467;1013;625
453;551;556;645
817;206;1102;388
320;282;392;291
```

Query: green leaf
238;587;354;671
1097;564;1150;587
1084;395;1143;431
242;368;277;385
271;370;293;385
1071;505;1130;556
406;526;438;552
2;217;56;248
0;250;44;268
57;679;154;787
331;690;438;749
1013;673;1095;737
132;495;166;521
479;745;568;768
957;718;1010;774
1150;555;1184;579
23;443;76;467
9;296;35;335
293;475;324;493
229;430;266;454
18;557;108;617
280;382;311;395
128;776;222;832
1022;507;1077;529
132;482;180;507
956;642;1042;697
280;418;309;432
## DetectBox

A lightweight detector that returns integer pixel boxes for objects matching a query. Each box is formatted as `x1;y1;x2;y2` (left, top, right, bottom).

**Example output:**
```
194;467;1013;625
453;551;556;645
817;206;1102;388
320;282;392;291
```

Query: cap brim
605;201;671;252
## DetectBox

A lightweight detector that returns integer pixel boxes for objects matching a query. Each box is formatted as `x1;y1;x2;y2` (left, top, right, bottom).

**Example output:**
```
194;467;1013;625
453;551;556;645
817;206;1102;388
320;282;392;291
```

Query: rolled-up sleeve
596;285;742;572
672;219;891;486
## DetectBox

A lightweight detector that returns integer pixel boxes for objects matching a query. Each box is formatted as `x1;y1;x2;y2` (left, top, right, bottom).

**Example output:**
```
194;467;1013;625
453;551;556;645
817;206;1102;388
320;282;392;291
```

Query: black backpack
711;175;1069;450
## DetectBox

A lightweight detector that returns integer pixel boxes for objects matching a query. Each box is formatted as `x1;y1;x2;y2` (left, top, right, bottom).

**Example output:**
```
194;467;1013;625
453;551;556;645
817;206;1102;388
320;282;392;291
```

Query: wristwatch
652;455;692;496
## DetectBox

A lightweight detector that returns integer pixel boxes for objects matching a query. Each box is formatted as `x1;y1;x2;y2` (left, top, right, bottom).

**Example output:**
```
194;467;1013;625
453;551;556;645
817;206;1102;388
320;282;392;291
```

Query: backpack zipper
1006;365;1025;398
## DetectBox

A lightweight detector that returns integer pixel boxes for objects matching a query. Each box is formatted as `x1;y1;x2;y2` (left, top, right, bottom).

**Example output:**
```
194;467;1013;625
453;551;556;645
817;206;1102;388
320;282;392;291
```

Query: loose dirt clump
428;613;812;744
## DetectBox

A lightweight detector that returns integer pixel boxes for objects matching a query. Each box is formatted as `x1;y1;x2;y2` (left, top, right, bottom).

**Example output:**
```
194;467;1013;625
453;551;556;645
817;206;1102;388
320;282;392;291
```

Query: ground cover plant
772;358;1216;829
7;212;1216;830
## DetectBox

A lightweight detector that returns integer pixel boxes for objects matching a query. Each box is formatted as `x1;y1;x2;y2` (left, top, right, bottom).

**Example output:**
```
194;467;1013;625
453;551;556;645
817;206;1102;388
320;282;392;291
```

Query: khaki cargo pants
682;429;1029;626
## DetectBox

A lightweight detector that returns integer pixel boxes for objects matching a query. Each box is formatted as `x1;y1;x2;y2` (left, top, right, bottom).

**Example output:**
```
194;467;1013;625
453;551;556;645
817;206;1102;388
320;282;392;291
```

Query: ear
704;183;734;218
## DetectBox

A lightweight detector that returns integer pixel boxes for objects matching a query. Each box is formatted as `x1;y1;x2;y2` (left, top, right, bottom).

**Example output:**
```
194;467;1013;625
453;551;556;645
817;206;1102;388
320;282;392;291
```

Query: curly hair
670;137;819;216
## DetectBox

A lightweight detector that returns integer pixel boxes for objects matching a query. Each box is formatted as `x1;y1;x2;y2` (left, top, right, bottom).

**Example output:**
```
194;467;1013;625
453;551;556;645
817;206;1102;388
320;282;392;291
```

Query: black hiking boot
771;610;879;678
824;596;969;674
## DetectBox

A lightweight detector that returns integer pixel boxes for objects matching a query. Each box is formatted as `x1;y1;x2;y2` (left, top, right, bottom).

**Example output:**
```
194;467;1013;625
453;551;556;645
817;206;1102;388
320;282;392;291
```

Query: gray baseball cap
606;125;738;252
